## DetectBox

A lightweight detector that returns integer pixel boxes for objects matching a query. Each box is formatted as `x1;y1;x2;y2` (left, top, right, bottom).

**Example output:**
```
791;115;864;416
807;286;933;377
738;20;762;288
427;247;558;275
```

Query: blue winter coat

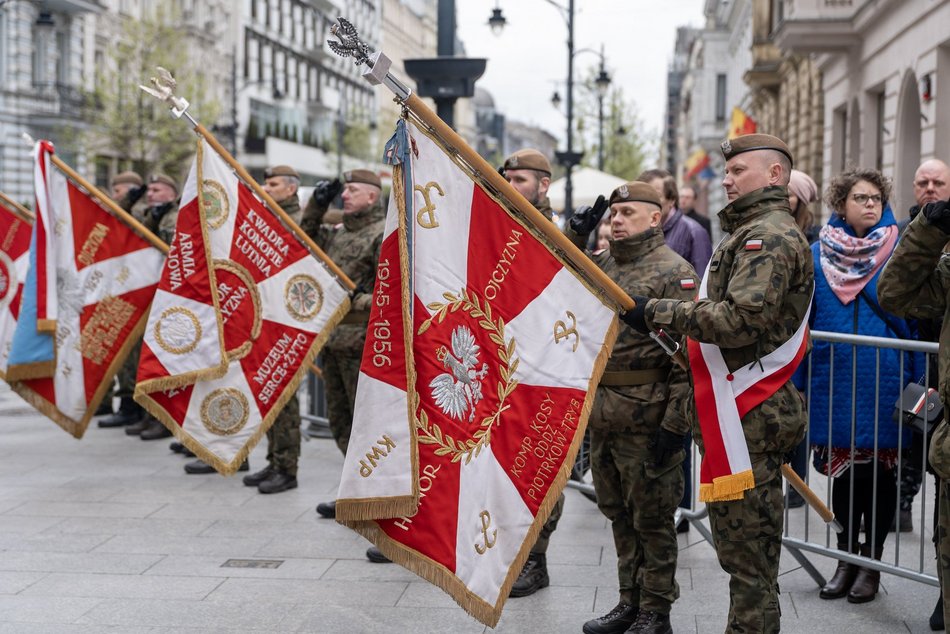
795;206;919;450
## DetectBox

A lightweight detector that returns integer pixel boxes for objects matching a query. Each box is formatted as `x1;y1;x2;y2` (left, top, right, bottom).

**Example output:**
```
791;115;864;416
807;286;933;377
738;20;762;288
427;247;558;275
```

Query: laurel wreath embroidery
416;288;518;464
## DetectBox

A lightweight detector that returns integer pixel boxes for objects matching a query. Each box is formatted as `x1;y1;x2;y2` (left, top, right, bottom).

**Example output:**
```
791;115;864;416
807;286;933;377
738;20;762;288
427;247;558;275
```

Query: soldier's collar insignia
721;140;732;154
618;184;629;198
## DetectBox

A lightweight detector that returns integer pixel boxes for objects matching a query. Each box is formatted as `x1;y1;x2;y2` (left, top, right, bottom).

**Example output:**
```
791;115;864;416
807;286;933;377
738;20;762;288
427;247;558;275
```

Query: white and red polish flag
7;141;164;437
135;137;350;475
0;196;33;378
338;120;619;626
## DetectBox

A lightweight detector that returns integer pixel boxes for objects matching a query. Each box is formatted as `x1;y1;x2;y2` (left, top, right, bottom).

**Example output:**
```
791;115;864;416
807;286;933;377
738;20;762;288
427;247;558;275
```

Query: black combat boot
316;500;336;518
582;602;638;634
625;609;672;634
99;398;141;428
140;418;172;440
125;416;151;436
243;466;275;487
930;595;944;630
509;552;549;597
366;546;392;564
257;471;297;494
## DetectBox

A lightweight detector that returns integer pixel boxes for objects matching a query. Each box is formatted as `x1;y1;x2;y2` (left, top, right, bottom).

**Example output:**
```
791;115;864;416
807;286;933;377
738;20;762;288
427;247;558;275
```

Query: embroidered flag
0;196;33;378
687;263;810;501
338;120;618;627
679;278;696;290
745;239;763;251
135;136;350;475
7;142;164;438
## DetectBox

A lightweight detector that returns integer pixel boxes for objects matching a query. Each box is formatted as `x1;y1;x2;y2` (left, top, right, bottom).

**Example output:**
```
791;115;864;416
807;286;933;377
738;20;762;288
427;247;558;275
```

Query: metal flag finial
327;17;409;101
139;66;193;122
328;17;372;65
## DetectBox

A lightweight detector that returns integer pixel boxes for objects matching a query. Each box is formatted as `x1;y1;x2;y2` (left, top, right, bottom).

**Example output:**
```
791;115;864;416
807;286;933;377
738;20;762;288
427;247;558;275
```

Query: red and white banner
339;121;618;626
0;198;33;378
136;137;350;475
8;144;164;438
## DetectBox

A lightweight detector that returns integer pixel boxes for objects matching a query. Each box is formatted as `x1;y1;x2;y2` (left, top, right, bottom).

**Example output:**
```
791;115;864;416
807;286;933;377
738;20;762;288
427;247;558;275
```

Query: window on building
832;105;848;173
715;74;727;122
874;91;886;171
94;156;110;190
0;11;7;84
56;29;69;86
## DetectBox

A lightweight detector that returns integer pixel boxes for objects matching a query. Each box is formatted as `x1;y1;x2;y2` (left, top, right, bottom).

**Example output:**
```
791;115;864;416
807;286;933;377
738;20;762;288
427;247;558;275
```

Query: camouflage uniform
646;186;814;633
143;201;179;246
263;194;304;474
582;225;696;612
876;211;950;629
301;198;385;455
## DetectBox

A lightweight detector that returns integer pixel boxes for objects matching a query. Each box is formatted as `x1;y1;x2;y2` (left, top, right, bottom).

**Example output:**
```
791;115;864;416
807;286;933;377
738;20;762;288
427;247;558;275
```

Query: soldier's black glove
650;428;685;468
923;200;950;234
568;195;608;236
126;184;147;206
149;201;175;223
312;178;343;210
497;165;506;178
619;295;650;333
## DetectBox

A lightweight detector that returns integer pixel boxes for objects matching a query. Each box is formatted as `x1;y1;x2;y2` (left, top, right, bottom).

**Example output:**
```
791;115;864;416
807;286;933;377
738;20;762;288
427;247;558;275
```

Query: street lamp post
489;1;587;218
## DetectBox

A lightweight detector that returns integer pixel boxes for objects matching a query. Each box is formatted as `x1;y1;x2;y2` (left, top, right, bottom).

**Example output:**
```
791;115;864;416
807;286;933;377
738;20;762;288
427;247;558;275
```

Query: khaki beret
720;133;794;167
264;165;299;179
344;169;381;189
503;149;552;176
148;173;179;194
608;181;662;209
111;171;142;187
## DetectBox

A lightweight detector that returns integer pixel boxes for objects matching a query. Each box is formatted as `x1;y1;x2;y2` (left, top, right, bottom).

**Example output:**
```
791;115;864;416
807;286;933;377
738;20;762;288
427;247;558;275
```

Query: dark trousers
833;461;898;554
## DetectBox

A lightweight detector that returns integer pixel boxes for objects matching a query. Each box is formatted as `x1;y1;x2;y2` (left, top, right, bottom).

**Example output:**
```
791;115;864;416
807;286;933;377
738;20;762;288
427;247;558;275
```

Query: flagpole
191;123;355;291
0;191;35;223
136;70;354;291
48;155;169;254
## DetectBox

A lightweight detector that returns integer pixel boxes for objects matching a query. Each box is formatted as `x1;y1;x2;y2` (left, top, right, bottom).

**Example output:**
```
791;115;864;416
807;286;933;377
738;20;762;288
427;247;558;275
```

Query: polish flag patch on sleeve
679;278;696;290
745;239;763;251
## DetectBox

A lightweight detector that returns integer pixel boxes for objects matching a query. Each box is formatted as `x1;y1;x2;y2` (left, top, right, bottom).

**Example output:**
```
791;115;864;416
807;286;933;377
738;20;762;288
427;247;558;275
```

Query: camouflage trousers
266;393;300;476
321;350;361;455
591;428;683;612
939;478;950;629
708;453;784;634
531;493;564;554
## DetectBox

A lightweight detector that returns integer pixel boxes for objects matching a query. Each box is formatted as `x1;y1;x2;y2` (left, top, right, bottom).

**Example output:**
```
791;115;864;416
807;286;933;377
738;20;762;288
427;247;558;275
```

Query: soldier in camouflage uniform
97;171;148;425
300;169;385;519
877;194;950;631
569;182;696;634
238;165;307;493
126;174;183;441
497;148;567;596
622;134;814;634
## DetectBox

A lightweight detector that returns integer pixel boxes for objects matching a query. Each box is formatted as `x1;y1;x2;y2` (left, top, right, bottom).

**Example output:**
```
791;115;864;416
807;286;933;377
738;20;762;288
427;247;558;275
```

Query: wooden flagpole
0;191;35;223
48;155;168;254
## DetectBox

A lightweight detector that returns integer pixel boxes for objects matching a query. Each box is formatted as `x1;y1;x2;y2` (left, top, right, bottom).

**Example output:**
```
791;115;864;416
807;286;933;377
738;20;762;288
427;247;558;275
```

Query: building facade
774;0;950;217
0;0;101;203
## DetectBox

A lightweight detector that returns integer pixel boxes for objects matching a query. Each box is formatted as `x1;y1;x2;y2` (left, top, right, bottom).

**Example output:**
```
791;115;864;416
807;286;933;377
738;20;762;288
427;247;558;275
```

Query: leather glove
618;295;650;333
650;428;685;468
568;194;608;236
312;178;343;210
126;184;147;206
923;200;950;234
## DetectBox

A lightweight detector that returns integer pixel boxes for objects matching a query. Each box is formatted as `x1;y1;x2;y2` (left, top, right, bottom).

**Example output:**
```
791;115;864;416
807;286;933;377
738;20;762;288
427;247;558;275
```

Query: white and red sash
688;256;810;502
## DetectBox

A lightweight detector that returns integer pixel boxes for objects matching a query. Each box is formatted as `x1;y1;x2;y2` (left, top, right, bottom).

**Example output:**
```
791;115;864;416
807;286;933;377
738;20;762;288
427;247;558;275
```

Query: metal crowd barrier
298;330;941;590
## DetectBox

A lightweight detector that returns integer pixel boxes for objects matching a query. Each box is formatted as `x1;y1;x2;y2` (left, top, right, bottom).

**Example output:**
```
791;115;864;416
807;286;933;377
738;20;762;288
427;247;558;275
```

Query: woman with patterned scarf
794;167;920;604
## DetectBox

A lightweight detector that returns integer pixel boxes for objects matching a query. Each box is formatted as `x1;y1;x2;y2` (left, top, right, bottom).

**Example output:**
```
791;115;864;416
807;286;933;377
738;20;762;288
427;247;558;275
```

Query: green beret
720;133;794;167
111;171;143;187
608;181;662;209
503;149;552;176
148;173;179;194
344;169;381;189
264;165;299;179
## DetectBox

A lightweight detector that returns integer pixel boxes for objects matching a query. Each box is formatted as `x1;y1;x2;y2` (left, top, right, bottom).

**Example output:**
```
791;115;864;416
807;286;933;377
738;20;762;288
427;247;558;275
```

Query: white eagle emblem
429;325;489;422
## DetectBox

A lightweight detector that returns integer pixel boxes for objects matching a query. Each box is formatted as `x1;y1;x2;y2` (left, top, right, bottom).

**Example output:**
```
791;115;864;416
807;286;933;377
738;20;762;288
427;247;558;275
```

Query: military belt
339;310;370;325
599;368;667;386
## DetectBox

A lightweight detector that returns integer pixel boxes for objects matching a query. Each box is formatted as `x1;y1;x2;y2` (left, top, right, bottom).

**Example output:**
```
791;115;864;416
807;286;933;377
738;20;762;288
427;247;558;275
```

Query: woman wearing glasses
794;168;920;604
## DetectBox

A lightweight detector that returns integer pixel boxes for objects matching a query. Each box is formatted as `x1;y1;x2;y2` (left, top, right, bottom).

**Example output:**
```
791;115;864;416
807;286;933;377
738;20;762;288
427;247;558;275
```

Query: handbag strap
858;288;905;340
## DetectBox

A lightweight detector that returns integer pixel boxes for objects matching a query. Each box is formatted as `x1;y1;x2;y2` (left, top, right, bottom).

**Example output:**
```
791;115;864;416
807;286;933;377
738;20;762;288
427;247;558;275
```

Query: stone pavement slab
0;383;941;632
